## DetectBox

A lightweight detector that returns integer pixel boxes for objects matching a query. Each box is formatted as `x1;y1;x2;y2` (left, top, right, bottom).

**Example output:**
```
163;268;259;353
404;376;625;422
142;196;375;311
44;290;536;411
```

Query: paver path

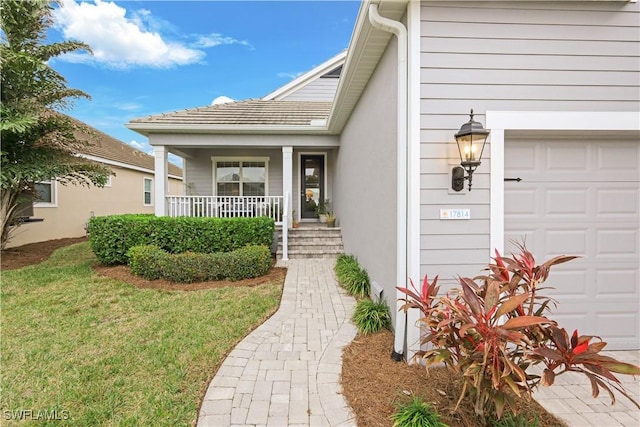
197;258;358;427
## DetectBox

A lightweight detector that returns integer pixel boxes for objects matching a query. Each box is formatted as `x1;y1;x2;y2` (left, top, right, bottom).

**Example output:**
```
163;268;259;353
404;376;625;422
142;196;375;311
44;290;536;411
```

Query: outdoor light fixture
452;109;490;192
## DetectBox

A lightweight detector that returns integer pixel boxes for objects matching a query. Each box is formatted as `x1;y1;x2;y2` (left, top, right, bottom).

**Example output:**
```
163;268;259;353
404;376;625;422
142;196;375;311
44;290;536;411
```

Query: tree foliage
0;0;110;249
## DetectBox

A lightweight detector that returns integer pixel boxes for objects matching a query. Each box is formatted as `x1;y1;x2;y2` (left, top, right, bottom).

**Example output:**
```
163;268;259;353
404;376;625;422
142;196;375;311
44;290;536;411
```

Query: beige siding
335;37;400;325
281;78;340;101
419;1;640;283
8;168;183;248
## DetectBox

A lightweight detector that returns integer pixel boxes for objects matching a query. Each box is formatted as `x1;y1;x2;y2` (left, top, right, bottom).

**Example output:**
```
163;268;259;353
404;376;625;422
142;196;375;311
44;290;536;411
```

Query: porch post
282;147;293;226
153;145;168;216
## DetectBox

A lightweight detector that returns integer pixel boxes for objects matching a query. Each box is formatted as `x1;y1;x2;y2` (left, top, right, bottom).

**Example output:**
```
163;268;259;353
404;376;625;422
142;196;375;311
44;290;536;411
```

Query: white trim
263;51;347;101
406;0;422;362
297;152;328;221
211;156;270;197
33;180;58;208
487;111;640;256
143;177;153;206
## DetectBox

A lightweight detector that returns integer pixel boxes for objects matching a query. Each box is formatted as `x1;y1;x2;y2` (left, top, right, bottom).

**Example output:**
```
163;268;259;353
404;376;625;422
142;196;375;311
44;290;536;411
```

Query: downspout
368;3;408;362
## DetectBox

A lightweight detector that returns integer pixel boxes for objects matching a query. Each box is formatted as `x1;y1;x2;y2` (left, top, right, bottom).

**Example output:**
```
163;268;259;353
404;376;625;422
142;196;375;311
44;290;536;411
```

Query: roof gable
262;50;347;101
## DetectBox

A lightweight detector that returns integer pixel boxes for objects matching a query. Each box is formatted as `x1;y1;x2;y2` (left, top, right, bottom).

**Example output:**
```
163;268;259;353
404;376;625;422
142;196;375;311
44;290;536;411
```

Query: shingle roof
129;99;331;126
68;116;182;177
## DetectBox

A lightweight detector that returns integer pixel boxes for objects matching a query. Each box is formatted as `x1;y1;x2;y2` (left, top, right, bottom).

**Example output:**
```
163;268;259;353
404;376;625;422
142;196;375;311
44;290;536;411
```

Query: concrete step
276;226;344;260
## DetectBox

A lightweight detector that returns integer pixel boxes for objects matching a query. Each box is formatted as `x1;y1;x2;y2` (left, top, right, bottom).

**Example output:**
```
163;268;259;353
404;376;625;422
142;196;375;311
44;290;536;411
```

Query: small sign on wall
440;208;471;220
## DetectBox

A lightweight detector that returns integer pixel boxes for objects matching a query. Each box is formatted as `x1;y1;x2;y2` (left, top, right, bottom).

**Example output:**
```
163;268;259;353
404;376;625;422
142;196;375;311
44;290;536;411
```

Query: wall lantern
452;109;490;192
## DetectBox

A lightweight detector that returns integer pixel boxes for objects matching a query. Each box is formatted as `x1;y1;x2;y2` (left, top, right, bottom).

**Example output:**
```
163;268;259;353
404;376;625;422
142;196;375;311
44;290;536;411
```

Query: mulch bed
1;237;88;270
341;329;568;427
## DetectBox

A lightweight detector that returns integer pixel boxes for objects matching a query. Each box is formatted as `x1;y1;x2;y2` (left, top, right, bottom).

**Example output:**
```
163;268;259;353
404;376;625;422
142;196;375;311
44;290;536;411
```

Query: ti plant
398;244;640;421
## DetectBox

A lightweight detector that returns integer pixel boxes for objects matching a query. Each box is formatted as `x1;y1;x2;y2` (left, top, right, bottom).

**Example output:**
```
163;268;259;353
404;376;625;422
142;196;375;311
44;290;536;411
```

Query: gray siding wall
419;1;640;283
281;77;340;101
335;39;400;325
183;148;283;197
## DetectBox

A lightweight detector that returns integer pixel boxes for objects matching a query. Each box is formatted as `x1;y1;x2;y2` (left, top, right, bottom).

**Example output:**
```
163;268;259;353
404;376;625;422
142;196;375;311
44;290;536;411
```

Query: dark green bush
126;244;272;283
126;244;166;280
89;214;275;265
353;299;391;335
334;254;370;298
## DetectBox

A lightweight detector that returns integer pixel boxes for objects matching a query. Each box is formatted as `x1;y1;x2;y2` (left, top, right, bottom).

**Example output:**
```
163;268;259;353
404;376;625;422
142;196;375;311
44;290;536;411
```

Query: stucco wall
7;167;183;248
335;37;399;325
419;0;640;284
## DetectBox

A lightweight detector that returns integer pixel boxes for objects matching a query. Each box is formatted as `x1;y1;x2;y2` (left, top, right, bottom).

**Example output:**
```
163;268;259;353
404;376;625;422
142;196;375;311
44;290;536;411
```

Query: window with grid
215;160;266;196
143;178;152;205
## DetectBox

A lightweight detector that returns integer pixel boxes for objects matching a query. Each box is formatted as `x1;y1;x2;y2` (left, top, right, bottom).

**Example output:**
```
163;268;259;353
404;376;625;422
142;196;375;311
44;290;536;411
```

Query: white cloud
53;0;205;69
277;71;304;80
114;102;142;112
193;33;252;49
211;96;235;105
128;139;151;153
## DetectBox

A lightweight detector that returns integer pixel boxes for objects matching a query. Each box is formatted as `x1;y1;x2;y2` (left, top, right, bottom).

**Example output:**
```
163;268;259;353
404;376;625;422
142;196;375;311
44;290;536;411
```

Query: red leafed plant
398;244;640;422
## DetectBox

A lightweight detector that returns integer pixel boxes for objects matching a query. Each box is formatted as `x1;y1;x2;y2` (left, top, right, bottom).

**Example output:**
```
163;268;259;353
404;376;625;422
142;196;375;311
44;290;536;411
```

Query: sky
47;0;361;164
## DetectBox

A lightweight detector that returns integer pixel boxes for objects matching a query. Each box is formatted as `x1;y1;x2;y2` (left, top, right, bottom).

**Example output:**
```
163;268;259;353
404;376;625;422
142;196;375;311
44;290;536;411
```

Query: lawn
1;242;284;426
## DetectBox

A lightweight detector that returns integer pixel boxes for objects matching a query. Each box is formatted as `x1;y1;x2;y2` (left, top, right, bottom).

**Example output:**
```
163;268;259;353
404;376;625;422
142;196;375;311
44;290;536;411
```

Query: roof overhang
126;123;334;136
328;0;409;134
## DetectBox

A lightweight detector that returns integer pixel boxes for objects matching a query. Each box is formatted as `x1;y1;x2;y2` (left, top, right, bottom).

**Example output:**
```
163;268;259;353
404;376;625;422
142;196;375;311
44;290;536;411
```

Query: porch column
282;146;293;226
153;145;168;216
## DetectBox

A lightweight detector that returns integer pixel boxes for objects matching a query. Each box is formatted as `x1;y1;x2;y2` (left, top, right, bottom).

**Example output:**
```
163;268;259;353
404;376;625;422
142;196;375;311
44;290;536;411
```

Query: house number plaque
440;208;471;220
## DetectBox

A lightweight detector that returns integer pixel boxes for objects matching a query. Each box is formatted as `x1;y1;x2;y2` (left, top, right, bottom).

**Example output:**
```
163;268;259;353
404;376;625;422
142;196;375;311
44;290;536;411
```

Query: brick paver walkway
197;258;357;427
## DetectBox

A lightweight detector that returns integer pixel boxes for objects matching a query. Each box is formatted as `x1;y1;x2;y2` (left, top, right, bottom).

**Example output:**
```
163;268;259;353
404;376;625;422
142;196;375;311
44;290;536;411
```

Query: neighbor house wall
335;37;399;324
419;0;640;283
8;167;183;248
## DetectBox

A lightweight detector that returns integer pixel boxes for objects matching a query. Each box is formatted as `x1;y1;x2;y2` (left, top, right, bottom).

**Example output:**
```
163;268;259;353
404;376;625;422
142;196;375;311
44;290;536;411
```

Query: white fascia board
126;123;333;135
262;50;347;101
487;111;640;131
78;153;183;180
149;137;340;148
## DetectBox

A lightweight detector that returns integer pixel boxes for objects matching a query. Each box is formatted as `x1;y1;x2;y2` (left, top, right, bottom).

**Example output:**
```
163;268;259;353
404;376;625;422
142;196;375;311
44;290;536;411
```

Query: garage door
504;138;639;350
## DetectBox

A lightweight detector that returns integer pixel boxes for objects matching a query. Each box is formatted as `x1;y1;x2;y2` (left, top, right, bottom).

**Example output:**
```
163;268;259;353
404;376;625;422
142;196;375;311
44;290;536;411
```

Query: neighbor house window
214;158;268;197
143;177;152;205
34;180;57;207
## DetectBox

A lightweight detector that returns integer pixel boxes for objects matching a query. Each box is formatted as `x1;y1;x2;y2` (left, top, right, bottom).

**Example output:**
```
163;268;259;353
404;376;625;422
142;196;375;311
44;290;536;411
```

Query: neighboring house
128;1;640;354
7;118;183;248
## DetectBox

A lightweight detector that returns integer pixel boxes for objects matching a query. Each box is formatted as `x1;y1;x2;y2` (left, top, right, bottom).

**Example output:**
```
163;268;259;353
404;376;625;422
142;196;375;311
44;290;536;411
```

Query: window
104;174;112;187
34;181;56;207
143;178;152;205
214;158;268;197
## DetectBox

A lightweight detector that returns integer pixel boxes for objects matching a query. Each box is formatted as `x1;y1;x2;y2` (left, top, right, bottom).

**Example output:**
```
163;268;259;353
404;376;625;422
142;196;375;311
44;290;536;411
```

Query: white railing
166;196;284;224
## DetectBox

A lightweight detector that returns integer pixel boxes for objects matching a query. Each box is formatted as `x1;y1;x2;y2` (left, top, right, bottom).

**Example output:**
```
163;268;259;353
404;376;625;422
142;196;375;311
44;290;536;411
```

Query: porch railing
166;196;284;224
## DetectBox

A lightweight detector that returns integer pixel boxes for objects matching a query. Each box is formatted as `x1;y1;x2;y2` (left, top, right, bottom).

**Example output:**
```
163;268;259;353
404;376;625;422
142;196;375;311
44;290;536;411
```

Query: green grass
1;242;284;426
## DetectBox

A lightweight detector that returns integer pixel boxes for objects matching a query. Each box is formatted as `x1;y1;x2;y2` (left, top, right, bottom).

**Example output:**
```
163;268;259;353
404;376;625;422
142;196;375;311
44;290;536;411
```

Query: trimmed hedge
88;214;275;265
127;244;273;283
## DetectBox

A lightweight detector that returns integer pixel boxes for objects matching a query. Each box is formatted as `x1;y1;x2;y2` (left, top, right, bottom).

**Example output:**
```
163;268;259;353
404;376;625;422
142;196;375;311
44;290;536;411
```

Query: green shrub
334;254;370;298
126;244;272;283
126;245;167;280
353;299;391;335
89;214;275;265
391;397;448;427
334;253;359;281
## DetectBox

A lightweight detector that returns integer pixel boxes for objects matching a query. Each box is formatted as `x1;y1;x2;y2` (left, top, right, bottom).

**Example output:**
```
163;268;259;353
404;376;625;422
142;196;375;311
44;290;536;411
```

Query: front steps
276;225;344;260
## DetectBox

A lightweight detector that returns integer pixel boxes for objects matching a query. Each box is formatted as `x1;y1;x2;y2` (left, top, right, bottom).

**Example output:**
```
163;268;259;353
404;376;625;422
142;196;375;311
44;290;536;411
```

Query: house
7;118;183;248
127;1;640;355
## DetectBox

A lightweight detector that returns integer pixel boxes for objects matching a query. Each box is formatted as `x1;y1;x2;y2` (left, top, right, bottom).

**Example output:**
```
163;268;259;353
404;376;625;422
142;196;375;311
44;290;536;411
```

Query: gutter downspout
368;3;408;362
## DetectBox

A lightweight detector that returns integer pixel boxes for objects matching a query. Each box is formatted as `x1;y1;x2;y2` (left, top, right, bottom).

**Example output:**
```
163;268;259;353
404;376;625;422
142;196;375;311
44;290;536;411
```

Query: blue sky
49;0;361;163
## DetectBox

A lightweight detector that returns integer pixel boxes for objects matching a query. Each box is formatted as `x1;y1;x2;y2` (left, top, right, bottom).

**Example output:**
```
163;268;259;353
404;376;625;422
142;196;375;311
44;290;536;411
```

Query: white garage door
504;138;639;350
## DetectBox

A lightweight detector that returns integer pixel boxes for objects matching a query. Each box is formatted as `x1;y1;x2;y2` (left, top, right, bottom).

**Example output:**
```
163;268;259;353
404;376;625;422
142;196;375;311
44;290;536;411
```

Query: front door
300;155;324;219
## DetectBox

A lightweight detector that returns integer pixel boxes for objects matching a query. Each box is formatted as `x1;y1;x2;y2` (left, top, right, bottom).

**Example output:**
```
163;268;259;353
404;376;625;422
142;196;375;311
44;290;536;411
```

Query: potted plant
316;199;331;222
325;211;336;228
292;210;299;228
